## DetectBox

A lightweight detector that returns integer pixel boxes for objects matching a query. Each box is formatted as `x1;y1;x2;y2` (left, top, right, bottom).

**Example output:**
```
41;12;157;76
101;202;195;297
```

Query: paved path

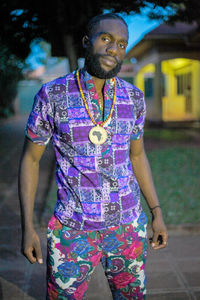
0;115;200;300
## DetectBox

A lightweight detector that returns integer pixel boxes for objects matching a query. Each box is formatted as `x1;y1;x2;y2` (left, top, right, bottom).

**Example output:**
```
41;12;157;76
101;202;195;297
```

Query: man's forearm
18;153;39;231
130;139;168;249
130;149;160;210
18;139;46;263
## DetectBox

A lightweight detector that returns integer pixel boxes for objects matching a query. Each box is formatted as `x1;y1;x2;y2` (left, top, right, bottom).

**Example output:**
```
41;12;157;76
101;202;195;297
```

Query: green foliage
1;0;199;114
1;0;199;61
0;45;23;117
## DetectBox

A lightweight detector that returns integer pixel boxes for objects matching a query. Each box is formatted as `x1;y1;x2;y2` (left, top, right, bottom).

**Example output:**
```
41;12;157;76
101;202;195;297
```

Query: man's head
83;13;129;79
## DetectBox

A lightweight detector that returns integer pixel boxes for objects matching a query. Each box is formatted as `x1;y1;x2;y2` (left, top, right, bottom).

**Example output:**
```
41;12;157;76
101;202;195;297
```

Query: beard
84;47;123;79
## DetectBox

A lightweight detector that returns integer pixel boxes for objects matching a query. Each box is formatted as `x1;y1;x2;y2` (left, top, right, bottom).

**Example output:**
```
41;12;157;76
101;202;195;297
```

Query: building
126;22;200;124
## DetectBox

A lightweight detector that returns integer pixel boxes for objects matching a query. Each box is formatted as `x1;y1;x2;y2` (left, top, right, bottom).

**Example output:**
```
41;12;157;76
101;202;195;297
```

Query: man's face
84;18;128;79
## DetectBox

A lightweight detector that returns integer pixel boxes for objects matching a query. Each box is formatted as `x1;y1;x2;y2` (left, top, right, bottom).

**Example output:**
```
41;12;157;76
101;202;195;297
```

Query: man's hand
22;228;43;264
151;211;168;250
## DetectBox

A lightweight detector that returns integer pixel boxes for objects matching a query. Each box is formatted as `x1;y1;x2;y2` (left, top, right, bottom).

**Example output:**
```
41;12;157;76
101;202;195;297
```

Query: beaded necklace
76;69;116;144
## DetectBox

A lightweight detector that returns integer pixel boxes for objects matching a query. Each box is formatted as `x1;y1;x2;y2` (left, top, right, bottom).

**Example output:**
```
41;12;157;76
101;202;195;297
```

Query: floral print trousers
46;212;148;300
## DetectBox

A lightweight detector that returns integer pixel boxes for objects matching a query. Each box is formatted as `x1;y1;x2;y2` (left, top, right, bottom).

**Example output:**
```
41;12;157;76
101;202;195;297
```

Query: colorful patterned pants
47;212;148;300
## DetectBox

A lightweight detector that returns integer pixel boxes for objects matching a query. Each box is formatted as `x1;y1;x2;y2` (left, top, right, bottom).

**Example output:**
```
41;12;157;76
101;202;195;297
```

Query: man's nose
106;42;118;56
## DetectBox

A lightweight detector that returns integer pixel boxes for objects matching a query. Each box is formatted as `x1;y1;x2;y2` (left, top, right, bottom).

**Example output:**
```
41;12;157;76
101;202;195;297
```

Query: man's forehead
91;18;129;40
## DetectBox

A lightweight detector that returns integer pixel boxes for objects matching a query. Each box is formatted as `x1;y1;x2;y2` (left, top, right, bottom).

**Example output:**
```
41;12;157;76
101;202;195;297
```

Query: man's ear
82;36;90;48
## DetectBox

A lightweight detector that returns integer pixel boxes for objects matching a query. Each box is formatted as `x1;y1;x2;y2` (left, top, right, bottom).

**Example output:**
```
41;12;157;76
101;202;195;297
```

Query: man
19;13;168;299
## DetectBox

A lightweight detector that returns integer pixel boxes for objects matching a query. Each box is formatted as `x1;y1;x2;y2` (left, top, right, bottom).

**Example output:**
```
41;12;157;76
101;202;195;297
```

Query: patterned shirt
26;68;146;231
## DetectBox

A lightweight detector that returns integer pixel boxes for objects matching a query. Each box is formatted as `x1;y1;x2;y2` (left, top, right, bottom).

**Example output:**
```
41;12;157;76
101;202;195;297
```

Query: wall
135;58;200;121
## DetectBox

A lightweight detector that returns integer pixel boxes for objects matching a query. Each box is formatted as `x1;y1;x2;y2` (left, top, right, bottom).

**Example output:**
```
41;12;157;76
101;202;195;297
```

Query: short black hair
86;13;128;38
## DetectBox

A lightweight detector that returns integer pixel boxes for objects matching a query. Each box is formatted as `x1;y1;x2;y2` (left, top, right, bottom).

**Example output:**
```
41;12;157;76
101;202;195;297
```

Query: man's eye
102;37;110;42
119;43;126;49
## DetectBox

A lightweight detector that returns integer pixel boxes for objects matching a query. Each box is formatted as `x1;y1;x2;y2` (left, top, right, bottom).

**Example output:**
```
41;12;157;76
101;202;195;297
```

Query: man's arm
18;137;46;263
129;137;168;250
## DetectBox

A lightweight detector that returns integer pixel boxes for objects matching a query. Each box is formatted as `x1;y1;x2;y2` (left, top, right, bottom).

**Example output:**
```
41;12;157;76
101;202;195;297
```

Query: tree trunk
63;34;78;72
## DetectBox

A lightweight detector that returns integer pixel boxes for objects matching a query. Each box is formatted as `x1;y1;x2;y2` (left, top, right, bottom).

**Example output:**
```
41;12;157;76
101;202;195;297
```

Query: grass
46;129;200;225
142;146;200;224
144;128;191;141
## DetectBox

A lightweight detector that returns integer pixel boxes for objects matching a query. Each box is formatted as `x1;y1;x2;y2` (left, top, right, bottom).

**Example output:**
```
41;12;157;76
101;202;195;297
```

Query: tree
2;0;200;72
1;0;200;116
1;0;200;72
145;0;200;25
0;45;23;117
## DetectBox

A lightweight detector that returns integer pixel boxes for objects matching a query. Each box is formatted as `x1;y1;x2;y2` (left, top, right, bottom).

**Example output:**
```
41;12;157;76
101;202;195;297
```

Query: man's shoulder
117;77;144;98
36;71;76;103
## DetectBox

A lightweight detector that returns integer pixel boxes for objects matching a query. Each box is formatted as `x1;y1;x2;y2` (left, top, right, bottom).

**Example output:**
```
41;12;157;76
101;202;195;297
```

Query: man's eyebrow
95;31;111;37
94;31;128;43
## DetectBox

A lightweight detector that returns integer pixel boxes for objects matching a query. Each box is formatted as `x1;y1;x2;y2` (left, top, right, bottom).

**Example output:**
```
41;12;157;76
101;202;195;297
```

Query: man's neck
92;76;106;94
83;66;105;92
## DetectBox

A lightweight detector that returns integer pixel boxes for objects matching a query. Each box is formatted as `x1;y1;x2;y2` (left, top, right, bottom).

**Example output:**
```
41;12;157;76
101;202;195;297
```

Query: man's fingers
151;232;159;248
23;240;43;264
162;232;168;245
153;241;167;250
22;231;43;264
24;247;37;264
151;232;168;250
34;242;43;264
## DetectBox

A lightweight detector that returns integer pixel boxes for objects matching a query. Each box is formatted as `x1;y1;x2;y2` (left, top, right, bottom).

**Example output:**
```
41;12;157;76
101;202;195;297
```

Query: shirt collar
80;67;115;91
78;67;116;125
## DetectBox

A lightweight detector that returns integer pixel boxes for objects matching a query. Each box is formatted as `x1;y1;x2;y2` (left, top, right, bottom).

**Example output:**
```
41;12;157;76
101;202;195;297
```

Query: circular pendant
89;126;107;145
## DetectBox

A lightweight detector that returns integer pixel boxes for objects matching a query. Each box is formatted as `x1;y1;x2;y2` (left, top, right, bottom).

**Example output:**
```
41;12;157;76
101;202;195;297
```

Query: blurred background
0;0;200;299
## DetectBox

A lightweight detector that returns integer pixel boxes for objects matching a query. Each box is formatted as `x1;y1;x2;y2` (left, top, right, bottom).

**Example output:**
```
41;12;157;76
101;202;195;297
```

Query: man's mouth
100;55;118;67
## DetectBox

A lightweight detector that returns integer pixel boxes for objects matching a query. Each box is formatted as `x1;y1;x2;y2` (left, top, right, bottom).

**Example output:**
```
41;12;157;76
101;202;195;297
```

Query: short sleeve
25;84;54;145
130;91;146;141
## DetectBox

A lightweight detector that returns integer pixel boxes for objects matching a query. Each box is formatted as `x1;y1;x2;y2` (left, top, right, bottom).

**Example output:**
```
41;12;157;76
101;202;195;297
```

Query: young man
19;13;168;299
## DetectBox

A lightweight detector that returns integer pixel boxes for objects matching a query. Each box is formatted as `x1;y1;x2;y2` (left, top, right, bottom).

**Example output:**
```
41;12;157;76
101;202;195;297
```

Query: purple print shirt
26;68;146;230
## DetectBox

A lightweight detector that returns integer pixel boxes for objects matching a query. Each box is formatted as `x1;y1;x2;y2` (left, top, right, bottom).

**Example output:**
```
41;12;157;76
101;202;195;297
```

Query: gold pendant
89;125;107;145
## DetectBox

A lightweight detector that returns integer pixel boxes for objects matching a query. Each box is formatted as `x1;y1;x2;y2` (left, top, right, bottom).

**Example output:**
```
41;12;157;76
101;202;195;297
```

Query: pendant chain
76;69;116;127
